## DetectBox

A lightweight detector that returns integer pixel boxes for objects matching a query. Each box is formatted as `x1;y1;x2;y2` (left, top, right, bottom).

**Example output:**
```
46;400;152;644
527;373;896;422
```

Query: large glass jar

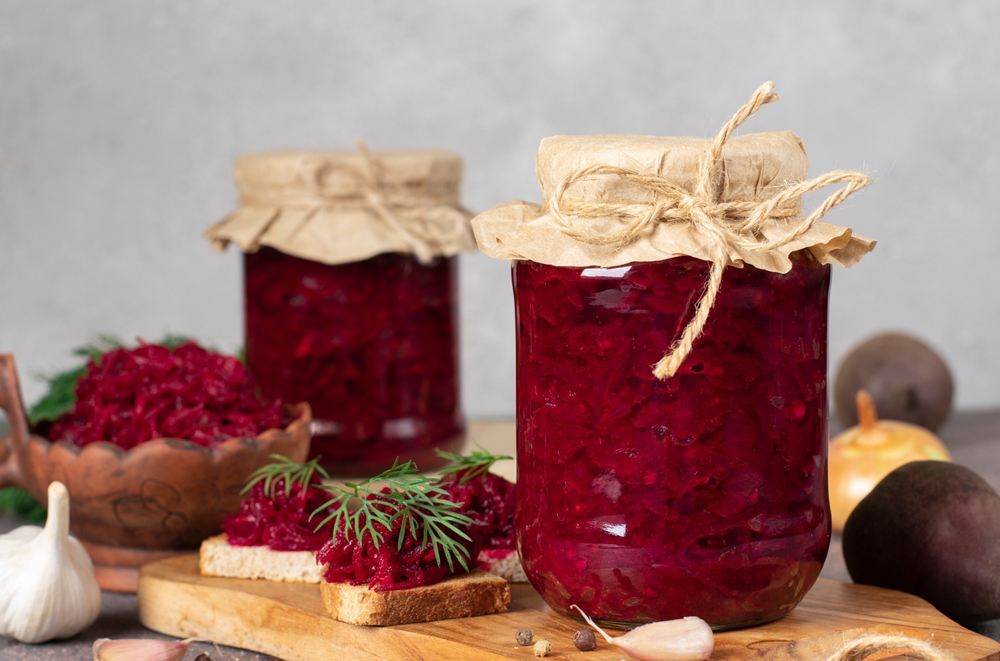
245;247;463;475
513;251;831;629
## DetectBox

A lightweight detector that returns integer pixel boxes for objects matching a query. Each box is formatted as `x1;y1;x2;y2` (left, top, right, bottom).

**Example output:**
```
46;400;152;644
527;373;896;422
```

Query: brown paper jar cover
206;150;476;265
471;131;875;272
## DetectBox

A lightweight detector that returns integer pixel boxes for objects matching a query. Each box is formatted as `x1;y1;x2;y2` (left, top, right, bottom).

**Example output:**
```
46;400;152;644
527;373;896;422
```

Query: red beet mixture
48;342;284;450
244;248;463;475
439;470;516;551
223;475;333;552
513;253;831;627
317;469;515;591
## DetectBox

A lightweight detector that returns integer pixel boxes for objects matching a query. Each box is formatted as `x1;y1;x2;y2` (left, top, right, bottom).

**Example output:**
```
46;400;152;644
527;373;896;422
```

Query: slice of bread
199;534;325;583
320;570;510;626
477;549;528;583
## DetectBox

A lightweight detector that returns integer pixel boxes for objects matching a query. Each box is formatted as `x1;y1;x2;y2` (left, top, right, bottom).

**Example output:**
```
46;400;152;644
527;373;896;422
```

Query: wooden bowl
0;353;312;591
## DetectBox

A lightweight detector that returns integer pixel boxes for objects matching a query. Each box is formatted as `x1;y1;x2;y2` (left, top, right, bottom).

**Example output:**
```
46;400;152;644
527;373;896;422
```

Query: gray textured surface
1;2;1000;417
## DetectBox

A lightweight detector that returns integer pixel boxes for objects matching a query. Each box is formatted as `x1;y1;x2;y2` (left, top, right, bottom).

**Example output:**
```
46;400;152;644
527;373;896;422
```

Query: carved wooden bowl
0;353;312;591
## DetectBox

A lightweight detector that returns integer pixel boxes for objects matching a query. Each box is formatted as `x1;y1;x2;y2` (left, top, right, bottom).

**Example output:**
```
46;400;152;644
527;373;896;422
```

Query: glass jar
245;247;463;475
513;251;831;629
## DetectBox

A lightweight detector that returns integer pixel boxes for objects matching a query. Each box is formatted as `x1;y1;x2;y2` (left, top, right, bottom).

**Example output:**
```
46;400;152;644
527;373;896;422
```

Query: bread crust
320;570;510;626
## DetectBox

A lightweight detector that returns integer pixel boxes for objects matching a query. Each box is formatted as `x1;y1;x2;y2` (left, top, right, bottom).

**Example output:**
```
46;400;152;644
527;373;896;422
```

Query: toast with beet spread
201;451;521;624
320;569;509;626
313;453;520;624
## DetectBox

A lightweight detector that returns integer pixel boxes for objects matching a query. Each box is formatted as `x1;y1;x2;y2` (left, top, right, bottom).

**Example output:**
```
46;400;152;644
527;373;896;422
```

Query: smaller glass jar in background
207;149;476;476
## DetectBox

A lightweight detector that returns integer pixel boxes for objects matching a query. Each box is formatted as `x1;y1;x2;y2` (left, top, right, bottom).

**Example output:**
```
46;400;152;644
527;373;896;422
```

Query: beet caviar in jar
470;84;874;628
514;254;831;628
207;149;477;475
244;248;462;475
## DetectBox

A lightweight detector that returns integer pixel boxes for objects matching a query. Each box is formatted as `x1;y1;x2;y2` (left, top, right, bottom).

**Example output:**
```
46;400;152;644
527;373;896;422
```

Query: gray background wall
1;1;997;418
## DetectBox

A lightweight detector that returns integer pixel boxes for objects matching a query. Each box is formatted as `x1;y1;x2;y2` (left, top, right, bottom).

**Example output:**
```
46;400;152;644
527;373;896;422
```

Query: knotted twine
293;139;472;265
545;82;871;379
826;633;956;661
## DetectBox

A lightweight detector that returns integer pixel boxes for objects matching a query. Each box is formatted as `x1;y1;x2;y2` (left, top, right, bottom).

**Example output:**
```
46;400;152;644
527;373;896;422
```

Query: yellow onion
829;389;951;532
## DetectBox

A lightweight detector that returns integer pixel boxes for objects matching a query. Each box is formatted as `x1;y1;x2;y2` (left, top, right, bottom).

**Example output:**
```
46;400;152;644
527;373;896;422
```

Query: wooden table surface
3;412;1000;660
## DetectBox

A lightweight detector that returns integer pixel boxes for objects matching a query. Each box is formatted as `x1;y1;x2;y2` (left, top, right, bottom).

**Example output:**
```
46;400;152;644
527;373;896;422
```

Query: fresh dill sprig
242;455;329;497
435;446;513;485
313;459;474;572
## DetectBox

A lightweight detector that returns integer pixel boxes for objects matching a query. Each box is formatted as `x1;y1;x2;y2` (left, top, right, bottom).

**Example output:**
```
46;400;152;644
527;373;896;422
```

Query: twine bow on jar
207;143;475;267
545;81;871;379
294;139;474;265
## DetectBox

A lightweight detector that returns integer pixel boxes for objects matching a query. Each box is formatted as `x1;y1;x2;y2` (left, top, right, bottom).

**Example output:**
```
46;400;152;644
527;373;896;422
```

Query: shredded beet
438;470;516;550
514;253;832;627
244;248;463;475
222;474;333;552
317;489;480;592
48;342;284;450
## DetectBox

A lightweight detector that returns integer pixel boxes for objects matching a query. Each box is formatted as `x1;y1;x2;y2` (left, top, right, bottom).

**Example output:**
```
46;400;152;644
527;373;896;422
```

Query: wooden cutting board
138;555;1000;661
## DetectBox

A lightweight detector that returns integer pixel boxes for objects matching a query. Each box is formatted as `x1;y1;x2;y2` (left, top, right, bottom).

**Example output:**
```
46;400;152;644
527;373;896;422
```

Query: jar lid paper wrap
471;82;875;379
472;131;874;272
206;146;477;265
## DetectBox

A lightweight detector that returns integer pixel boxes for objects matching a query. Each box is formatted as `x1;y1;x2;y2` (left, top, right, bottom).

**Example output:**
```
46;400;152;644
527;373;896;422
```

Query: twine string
545;81;871;379
294;139;469;265
826;633;956;661
354;138;437;264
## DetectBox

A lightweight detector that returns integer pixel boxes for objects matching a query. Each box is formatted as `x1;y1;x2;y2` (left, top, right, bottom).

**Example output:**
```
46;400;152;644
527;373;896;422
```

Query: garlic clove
617;617;715;661
571;604;714;661
0;481;102;643
93;637;196;661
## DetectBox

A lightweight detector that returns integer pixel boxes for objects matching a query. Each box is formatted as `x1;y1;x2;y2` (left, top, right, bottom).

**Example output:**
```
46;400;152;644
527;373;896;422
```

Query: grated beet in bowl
48;342;285;450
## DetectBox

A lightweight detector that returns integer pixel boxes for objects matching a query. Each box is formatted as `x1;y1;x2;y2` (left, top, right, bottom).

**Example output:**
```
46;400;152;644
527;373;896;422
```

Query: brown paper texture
206;150;477;265
471;131;874;272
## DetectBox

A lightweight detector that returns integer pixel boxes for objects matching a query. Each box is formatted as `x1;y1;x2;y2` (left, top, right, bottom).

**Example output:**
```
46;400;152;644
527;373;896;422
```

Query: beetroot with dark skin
842;461;1000;626
834;333;953;432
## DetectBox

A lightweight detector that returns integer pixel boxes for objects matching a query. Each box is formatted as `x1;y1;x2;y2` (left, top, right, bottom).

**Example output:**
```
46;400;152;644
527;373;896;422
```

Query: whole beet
843;461;1000;625
834;333;953;432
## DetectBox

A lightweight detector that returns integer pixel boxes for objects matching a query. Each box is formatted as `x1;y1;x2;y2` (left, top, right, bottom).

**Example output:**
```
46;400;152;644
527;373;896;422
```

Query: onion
829;389;951;532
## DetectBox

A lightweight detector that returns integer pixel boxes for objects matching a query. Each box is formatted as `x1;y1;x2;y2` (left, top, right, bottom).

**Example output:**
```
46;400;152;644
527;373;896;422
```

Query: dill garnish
313;459;474;572
241;454;329;497
435;447;513;484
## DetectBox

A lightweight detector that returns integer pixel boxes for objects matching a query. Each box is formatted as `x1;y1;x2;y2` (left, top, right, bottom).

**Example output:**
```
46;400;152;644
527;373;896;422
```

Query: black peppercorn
574;628;597;651
516;628;534;646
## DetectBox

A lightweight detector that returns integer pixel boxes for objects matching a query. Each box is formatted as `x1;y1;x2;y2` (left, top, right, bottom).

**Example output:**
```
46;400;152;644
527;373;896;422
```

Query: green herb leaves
242;455;329;497
314;459;474;572
436;447;513;484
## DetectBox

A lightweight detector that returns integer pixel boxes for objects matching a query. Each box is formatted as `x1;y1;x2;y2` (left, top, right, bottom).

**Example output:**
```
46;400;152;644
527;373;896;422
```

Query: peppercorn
533;638;552;657
515;628;534;646
194;655;212;661
574;628;597;651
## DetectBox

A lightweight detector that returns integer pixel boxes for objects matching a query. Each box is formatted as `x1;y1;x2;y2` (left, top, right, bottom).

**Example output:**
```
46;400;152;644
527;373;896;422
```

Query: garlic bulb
0;481;102;643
